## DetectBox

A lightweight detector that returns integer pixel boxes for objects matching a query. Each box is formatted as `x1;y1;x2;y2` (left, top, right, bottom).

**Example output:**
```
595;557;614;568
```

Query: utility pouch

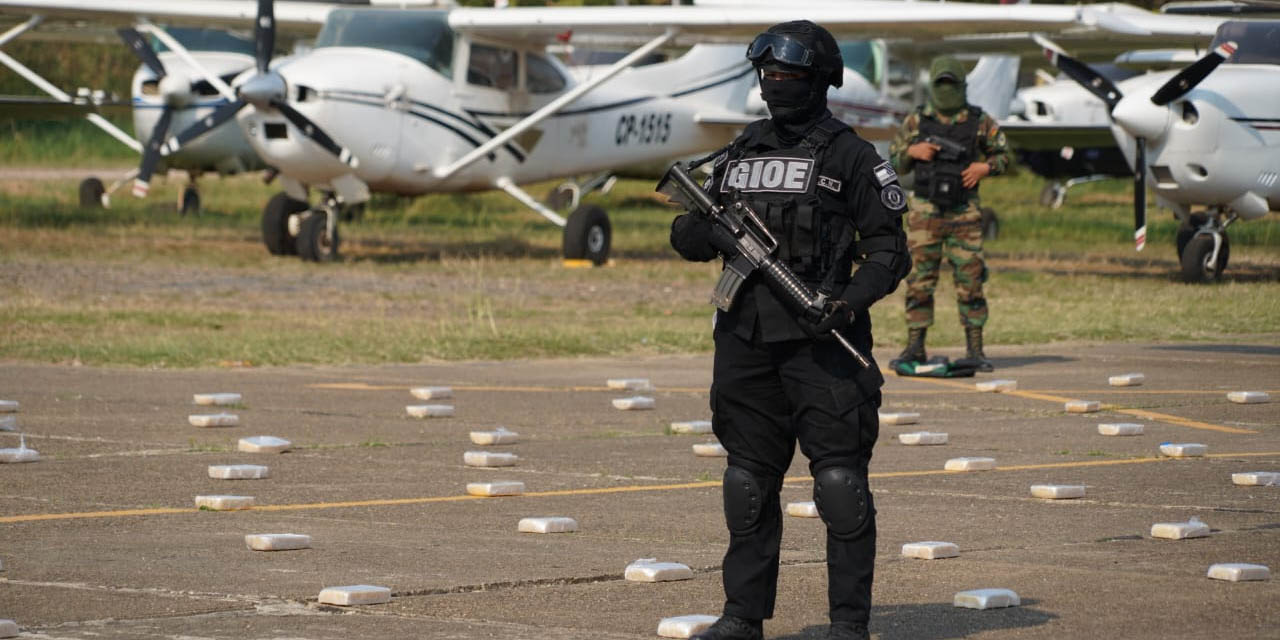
711;254;755;312
927;163;967;209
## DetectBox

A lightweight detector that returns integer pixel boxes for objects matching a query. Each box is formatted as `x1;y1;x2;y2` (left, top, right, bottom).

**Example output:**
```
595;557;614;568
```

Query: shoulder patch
872;161;898;187
880;184;907;212
817;175;842;193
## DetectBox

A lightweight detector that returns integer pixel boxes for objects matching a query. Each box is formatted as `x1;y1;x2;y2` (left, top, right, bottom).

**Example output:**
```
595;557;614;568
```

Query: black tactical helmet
746;20;844;88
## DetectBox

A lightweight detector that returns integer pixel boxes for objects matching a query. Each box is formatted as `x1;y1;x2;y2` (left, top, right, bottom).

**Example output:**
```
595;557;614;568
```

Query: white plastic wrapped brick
189;413;239;427
208;464;270;480
657;615;719;638
1065;400;1101;414
1227;391;1269;404
238;436;291;453
945;457;995;471
1206;563;1270;582
517;516;578;533
975;380;1016;392
245;533;311;551
470;428;519;445
902;541;960;559
786;501;819;518
464;451;518;467
1030;484;1085;499
193;393;241;406
1098;423;1143;436
0;443;38;463
410;386;452;400
0;400;17;413
612;396;654;410
898;431;948;445
1160;443;1207;458
670;420;713;434
467;481;525;497
625;559;693;582
1232;471;1280;486
692;442;728;457
194;495;254;510
954;588;1020;610
1151;519;1210;540
0;619;17;638
0;415;14;432
1108;373;1145;387
406;404;453;418
607;378;653;392
879;412;919;425
318;585;391;606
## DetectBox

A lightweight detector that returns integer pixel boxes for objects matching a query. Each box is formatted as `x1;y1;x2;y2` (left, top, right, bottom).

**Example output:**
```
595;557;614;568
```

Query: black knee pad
813;466;871;538
723;465;775;535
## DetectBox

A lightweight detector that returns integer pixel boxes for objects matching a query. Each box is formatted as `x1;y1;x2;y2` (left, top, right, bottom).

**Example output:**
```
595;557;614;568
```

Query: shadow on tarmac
1148;343;1280;357
988;355;1075;369
776;600;1057;639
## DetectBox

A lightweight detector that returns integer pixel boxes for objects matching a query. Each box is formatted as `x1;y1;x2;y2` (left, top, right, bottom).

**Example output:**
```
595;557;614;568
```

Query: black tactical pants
710;328;879;626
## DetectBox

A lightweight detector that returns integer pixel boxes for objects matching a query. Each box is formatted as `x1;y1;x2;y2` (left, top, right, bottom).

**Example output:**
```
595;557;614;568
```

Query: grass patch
0;168;1277;368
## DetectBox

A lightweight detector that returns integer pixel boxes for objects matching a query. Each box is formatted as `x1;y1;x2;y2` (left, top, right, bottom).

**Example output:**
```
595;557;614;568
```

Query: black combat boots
828;621;870;640
897;327;927;363
963;325;994;372
690;615;764;640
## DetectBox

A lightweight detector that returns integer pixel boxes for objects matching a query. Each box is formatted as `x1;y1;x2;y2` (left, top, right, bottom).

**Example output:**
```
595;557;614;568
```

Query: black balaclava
756;21;841;141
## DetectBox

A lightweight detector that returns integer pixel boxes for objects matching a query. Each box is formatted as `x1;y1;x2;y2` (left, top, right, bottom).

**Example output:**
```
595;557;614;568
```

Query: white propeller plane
0;0;1229;264
1043;19;1280;282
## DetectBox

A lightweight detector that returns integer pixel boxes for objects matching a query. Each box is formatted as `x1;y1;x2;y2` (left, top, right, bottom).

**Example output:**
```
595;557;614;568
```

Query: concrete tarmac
1;341;1277;639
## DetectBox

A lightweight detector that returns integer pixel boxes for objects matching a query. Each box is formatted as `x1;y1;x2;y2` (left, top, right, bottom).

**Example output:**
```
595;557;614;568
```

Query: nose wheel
297;197;342;263
1177;210;1234;283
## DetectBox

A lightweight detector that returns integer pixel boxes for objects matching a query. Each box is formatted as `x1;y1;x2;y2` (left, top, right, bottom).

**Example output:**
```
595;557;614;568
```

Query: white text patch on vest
722;158;815;193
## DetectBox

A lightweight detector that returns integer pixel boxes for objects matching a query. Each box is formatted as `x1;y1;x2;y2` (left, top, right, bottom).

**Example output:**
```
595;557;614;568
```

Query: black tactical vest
913;106;982;209
716;118;855;285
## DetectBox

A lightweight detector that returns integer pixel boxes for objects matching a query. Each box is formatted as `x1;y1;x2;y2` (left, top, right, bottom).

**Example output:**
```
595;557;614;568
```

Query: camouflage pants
904;200;988;329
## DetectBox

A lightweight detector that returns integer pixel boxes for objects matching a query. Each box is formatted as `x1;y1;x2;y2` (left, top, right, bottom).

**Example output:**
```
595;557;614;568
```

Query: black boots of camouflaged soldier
959;325;994;372
897;327;927;364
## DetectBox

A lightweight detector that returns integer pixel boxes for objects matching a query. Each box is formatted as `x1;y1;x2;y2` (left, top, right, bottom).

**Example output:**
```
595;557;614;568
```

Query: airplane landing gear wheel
297;210;340;262
562;204;611;266
79;177;105;208
262;192;308;256
1175;213;1209;260
1180;232;1229;283
179;186;200;216
980;207;1000;241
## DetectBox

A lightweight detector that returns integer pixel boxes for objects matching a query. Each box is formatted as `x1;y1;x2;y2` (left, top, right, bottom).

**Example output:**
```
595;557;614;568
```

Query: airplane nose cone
158;75;191;107
1111;95;1170;141
239;72;286;109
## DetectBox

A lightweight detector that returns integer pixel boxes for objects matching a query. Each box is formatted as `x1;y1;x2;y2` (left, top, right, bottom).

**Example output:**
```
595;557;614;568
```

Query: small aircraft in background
1045;19;1280;282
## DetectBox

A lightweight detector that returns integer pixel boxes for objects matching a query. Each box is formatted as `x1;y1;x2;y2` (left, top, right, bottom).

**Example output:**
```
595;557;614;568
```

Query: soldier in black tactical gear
669;20;910;640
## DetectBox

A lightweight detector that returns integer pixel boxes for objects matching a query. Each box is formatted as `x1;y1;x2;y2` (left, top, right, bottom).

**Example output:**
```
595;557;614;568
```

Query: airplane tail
611;44;755;113
966;55;1020;120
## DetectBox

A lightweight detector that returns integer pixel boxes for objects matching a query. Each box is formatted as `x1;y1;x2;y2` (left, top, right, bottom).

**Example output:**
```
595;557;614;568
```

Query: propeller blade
1043;47;1122;112
1150;41;1236;106
1133;137;1146;252
117;27;166;79
133;106;174;197
255;0;275;75
273;101;360;168
161;99;248;158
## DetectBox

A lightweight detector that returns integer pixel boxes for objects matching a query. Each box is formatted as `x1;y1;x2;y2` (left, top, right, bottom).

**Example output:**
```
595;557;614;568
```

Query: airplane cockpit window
526;53;566;94
150;28;254;55
468;44;518;90
316;9;455;78
1212;20;1280;65
839;41;881;87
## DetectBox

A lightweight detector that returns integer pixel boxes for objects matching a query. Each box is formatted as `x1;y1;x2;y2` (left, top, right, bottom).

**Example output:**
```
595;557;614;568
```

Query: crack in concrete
0;577;264;604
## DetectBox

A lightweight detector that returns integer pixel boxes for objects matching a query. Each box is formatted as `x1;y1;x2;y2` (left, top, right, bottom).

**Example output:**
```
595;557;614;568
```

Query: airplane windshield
839;41;881;87
150;28;254;56
1212;21;1280;65
316;9;455;78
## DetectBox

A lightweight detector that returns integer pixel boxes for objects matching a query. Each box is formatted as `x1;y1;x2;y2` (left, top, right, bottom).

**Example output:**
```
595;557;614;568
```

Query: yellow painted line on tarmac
308;382;710;394
7;452;1279;525
879;368;1258;435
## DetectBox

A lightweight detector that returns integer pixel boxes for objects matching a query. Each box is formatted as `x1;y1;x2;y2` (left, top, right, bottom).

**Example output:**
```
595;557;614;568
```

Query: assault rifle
656;163;871;368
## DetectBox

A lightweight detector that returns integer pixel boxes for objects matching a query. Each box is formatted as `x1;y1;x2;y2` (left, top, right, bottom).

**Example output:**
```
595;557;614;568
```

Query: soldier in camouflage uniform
888;55;1011;372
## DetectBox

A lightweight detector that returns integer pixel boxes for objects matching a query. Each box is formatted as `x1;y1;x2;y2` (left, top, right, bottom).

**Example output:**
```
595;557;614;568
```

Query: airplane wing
0;0;332;36
999;122;1117;151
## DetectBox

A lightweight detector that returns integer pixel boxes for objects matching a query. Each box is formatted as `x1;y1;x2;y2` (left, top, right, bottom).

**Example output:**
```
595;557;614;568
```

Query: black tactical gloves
670;213;739;262
802;298;854;339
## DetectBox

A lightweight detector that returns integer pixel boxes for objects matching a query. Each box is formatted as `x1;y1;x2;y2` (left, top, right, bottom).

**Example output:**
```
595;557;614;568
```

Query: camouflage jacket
888;103;1012;178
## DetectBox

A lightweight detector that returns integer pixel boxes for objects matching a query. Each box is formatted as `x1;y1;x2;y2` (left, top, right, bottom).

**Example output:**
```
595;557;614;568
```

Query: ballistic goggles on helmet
746;32;816;68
